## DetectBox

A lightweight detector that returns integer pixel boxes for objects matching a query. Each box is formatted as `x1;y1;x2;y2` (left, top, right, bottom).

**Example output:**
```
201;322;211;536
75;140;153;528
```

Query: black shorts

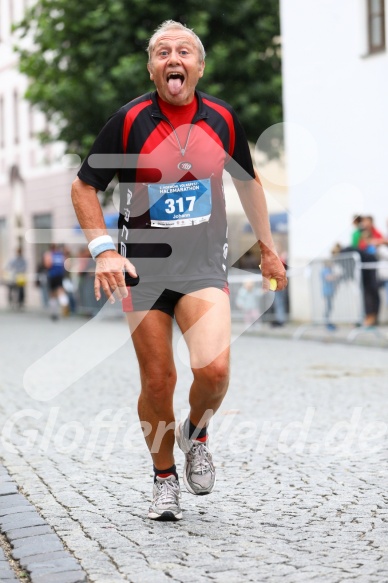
122;279;229;318
48;275;63;291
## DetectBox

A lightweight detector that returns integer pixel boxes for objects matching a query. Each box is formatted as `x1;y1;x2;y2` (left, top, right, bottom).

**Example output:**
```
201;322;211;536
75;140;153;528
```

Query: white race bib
148;179;212;228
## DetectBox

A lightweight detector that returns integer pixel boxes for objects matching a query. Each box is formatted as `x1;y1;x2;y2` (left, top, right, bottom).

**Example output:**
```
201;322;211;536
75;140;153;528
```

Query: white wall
281;0;388;320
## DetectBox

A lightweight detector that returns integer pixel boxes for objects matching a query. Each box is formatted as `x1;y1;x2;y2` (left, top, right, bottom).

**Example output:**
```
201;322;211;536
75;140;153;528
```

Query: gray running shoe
148;475;182;521
175;419;216;495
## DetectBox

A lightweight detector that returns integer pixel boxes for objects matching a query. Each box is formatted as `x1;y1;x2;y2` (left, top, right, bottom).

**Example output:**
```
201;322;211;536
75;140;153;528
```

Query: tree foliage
15;0;282;159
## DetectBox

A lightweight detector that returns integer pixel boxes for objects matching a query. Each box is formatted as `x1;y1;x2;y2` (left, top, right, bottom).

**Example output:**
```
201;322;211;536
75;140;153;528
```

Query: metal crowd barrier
313;252;363;325
228;268;288;325
294;252;363;339
71;257;388;333
294;252;388;342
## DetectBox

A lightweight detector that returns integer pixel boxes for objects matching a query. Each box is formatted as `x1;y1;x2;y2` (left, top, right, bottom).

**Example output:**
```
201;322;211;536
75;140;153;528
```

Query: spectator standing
377;244;388;310
7;248;27;310
358;216;385;249
43;244;68;320
351;215;363;248
320;259;338;330
357;216;384;327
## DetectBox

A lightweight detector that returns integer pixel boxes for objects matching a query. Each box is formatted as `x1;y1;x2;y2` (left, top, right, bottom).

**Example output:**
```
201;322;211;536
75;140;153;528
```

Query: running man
71;20;287;521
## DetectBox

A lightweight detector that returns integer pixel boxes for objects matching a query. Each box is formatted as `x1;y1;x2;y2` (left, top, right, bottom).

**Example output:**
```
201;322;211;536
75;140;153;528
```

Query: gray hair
147;20;206;63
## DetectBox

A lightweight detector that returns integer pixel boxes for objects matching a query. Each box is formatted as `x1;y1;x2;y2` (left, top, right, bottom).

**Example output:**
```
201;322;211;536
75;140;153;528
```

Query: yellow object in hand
269;278;277;291
259;264;278;291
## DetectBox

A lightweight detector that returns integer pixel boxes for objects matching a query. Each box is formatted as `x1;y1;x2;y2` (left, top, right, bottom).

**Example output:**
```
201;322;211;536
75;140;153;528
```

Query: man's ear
198;60;205;78
147;63;154;81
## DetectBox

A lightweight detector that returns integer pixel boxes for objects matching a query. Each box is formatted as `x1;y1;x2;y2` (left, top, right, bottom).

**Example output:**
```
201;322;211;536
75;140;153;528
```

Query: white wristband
88;235;116;260
88;235;113;252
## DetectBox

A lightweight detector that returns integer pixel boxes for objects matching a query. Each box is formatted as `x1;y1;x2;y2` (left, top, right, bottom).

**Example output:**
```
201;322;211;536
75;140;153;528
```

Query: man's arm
71;177;137;303
232;173;287;291
71;177;109;241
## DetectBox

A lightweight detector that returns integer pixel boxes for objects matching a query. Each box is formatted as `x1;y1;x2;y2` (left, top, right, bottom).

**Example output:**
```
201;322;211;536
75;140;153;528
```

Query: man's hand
259;242;288;292
94;250;137;304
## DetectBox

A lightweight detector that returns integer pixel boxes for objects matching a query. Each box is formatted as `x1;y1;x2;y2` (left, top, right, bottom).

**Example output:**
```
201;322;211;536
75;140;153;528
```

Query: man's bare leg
174;287;231;495
126;310;177;469
175;287;231;428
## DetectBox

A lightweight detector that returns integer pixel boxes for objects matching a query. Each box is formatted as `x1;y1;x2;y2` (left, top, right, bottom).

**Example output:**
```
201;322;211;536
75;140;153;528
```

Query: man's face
147;29;205;106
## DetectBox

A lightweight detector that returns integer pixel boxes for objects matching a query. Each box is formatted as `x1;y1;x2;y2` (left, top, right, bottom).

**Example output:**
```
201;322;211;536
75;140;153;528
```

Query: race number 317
164;196;196;214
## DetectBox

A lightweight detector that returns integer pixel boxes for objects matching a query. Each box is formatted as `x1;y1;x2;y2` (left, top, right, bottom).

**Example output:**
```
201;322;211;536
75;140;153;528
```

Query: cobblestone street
1;310;388;582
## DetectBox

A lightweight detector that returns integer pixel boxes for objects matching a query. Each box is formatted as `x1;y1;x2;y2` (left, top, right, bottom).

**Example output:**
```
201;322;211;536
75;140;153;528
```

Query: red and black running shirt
78;90;255;284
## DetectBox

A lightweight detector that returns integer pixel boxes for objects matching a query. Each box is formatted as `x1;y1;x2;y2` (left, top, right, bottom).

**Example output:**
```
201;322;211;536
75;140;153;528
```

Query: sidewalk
3;305;388;348
234;320;388;348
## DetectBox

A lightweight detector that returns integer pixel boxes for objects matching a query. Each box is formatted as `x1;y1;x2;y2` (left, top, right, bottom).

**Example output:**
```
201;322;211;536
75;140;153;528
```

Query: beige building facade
0;0;85;307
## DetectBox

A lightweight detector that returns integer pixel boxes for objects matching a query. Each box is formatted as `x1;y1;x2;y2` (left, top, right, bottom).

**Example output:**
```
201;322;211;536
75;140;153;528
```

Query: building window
368;0;386;53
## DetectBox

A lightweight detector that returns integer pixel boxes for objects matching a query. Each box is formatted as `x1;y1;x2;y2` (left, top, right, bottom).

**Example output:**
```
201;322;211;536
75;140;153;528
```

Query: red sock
153;464;178;482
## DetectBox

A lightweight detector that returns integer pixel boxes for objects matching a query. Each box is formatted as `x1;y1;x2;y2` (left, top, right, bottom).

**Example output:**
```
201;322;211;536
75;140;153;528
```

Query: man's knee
140;368;177;406
193;360;229;395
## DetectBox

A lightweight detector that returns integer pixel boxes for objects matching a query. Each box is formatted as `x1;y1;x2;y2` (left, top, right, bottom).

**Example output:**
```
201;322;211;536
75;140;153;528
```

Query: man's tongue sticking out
168;77;182;95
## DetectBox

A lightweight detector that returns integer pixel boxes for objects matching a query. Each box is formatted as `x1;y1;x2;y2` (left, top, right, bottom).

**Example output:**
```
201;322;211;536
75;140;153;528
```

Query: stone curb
0;546;19;583
0;464;87;583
